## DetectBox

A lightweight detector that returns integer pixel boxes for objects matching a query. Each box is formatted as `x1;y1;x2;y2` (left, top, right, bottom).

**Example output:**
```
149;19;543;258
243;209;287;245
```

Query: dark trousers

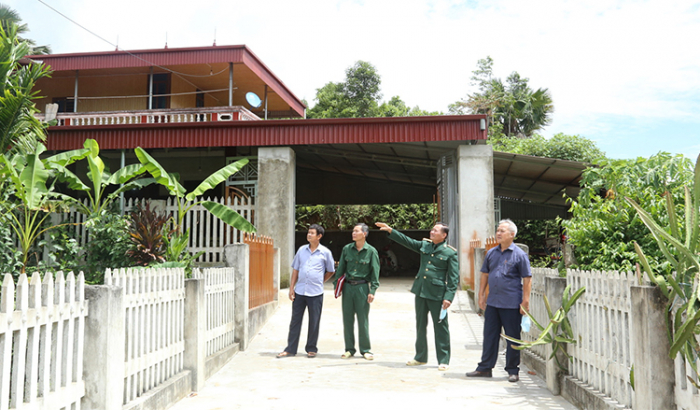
414;296;451;364
477;305;521;375
284;293;323;355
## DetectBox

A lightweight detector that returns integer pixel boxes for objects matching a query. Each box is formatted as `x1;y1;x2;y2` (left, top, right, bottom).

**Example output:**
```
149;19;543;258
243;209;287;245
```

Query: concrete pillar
224;243;250;350
457;145;494;290
82;286;124;410
544;276;568;395
630;285;675;410
184;278;206;391
257;147;295;287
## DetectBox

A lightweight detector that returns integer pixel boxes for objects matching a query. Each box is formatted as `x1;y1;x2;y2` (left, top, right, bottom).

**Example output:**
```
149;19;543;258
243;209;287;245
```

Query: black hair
309;224;324;237
436;222;449;238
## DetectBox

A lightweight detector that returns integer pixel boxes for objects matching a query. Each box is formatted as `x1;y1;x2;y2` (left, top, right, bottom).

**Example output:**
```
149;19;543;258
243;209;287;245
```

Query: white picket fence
520;267;557;361
45;195;254;264
567;269;636;408
674;325;700;410
193;268;237;357
105;267;185;405
0;271;88;410
524;267;700;409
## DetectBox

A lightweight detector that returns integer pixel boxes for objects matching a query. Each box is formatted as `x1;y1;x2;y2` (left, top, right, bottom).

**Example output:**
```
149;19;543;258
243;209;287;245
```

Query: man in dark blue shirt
467;219;531;382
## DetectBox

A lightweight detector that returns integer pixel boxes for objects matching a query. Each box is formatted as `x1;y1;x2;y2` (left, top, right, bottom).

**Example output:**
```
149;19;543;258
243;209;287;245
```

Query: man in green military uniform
375;221;459;371
334;223;381;360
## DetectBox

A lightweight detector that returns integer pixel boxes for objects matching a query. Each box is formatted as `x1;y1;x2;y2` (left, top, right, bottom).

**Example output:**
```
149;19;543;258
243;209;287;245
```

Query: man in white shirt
277;224;335;358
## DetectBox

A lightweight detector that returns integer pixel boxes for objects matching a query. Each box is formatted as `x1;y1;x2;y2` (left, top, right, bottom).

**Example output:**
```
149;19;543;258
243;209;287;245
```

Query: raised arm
375;222;423;253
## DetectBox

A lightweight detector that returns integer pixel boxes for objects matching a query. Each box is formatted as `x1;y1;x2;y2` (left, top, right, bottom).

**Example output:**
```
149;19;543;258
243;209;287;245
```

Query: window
150;73;170;109
52;97;75;113
196;89;205;107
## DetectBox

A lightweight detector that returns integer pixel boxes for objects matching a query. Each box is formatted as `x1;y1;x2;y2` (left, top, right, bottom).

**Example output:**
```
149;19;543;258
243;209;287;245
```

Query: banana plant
134;147;256;271
501;285;586;370
625;153;700;388
134;147;255;233
46;139;154;218
0;143;90;272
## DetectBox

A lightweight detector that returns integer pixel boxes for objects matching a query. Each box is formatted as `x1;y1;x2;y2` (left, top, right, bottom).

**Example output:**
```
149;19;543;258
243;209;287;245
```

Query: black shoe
508;374;519;382
466;370;492;378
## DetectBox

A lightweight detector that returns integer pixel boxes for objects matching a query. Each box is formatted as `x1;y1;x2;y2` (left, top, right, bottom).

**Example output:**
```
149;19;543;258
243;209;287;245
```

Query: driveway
168;277;577;410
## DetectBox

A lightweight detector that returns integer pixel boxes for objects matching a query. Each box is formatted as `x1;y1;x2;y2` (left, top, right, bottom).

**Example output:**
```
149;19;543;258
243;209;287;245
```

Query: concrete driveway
168;278;577;410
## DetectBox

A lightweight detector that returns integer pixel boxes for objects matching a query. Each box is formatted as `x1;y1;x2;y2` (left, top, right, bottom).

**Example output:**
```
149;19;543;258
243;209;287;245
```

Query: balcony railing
36;106;261;127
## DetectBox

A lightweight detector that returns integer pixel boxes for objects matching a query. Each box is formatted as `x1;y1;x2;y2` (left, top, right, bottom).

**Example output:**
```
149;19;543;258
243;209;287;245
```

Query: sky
9;0;700;161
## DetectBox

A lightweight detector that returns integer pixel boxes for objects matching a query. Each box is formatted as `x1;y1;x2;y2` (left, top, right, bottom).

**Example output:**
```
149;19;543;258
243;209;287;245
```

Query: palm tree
458;58;555;138
0;23;51;155
0;4;51;54
517;88;554;137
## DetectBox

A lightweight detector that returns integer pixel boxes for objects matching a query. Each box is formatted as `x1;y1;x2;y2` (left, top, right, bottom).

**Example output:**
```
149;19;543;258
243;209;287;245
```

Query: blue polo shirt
291;244;335;297
481;243;531;309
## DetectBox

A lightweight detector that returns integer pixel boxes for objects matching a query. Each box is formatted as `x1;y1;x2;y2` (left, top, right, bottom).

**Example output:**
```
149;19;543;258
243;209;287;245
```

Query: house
30;45;587;288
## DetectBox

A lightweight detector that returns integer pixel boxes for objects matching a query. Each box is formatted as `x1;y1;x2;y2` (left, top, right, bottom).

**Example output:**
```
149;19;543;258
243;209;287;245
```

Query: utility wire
36;0;231;78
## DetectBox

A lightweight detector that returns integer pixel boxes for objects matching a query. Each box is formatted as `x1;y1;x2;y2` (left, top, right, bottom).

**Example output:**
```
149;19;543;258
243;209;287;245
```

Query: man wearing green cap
376;221;459;371
334;223;380;360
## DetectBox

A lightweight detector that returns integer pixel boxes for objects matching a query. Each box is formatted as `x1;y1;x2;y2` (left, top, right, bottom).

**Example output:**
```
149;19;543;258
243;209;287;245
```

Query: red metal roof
44;115;487;151
29;45;305;117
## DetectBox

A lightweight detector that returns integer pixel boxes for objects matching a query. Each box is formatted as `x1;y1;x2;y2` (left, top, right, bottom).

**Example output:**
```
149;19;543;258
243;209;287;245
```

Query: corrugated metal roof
493;151;588;207
44;115;488;151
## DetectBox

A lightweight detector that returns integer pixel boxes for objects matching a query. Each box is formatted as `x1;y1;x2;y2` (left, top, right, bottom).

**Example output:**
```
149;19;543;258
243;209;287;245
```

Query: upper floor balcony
28;45;306;127
35;106;261;127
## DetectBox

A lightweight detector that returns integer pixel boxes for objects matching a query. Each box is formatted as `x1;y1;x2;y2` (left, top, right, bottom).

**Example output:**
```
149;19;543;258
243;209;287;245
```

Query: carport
47;114;589;288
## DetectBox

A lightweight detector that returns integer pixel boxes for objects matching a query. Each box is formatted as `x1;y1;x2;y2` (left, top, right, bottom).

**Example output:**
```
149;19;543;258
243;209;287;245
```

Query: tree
627;154;700;387
344;61;381;117
490;133;605;163
0;4;51;55
0;24;50;155
307;61;442;119
308;61;381;118
452;56;554;137
562;152;695;272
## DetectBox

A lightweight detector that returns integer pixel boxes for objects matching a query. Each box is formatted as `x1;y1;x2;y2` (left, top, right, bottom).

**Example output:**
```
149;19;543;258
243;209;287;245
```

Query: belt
346;279;367;285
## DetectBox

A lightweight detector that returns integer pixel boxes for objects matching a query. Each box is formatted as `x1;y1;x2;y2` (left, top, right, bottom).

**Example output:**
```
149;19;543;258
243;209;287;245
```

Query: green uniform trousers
342;282;372;355
414;295;450;365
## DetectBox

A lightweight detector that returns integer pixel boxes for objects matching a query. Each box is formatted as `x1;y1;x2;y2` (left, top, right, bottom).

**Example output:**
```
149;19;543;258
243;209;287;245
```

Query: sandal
341;351;353;359
438;364;449;371
307;352;317;358
363;352;374;361
406;359;427;366
276;351;294;358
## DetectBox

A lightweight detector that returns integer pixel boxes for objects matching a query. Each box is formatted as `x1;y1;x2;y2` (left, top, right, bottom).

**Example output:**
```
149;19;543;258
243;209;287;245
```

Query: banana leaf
202;201;256;233
135;147;186;197
186;158;249;201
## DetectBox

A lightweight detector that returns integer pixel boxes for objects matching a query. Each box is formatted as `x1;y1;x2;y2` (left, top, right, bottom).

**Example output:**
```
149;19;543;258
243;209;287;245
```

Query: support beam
148;67;154;110
73;70;79;113
229;62;233;106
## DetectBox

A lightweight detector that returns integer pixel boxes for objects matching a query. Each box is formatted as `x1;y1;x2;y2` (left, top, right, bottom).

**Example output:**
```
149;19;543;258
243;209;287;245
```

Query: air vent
218;113;233;121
